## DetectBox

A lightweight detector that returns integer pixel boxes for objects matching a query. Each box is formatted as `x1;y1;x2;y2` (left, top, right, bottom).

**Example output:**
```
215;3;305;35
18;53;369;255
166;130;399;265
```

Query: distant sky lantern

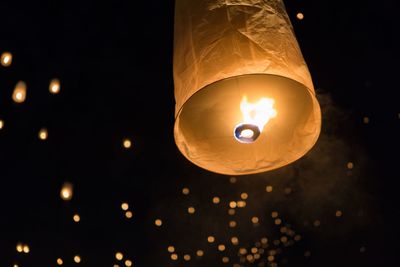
173;0;321;175
73;214;81;222
38;128;48;140
49;78;61;94
1;51;12;67
297;12;305;20
12;81;27;103
60;182;73;201
123;138;132;149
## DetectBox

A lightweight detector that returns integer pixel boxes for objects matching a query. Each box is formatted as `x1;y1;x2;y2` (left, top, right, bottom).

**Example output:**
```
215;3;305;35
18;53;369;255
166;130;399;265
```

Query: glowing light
274;218;282;225
347;162;354;169
182;187;190;195
297;12;304;20
0;120;3;129
251;217;259;224
196;250;204;257
155;219;162;226
16;243;23;252
240;193;248;200
188;206;195;214
57;258;63;265
167;246;175;253
271;211;278;218
125;259;132;267
261;237;268;244
229;177;237;183
183;254;191;261
241;129;254;138
12;81;27;103
1;52;12;67
237;200;246;208
73;214;81;222
123;139;132;149
229;201;237;208
363;117;370;124
212;196;220;204
171;254;178;260
49;79;61;94
239;248;247;255
246;254;254;262
336;210;343;217
228;209;235;215
74;255;81;263
222;257;229;263
229;221;237;228
231;236;239;245
207;236;215;243
115;252;123;260
266;185;273;192
125;211;133;219
121;202;129;211
218;244;226;251
234;96;277;143
23;245;30;253
267;255;275;262
60;182;73;201
39;128;48;140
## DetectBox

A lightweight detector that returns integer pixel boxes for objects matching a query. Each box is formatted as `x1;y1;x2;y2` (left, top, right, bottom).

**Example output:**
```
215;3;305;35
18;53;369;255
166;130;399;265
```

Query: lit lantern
173;0;321;175
1;52;13;67
60;182;73;201
12;81;27;103
49;78;61;94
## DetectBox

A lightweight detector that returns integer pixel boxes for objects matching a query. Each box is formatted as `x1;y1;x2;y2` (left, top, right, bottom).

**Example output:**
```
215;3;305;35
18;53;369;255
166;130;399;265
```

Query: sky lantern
12;81;27;103
173;0;321;175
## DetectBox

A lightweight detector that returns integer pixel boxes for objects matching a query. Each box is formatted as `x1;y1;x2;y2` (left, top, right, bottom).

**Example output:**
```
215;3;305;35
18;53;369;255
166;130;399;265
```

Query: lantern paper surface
173;0;321;175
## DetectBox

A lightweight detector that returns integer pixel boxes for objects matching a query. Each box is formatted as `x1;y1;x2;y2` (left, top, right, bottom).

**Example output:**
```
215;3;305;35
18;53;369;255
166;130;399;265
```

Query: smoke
149;90;381;267
249;90;377;231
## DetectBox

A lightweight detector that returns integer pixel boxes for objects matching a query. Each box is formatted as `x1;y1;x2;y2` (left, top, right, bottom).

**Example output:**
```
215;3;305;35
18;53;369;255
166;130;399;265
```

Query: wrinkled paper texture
174;0;314;115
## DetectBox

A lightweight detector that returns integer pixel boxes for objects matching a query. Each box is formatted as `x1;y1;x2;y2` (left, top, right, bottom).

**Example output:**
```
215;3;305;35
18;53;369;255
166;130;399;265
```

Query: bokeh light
49;79;61;94
60;182;73;201
12;81;27;103
296;12;304;20
74;255;81;263
1;51;12;67
38;128;48;140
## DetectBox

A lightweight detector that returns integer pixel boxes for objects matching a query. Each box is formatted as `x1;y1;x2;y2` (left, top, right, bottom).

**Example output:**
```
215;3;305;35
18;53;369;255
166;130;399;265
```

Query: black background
0;0;398;266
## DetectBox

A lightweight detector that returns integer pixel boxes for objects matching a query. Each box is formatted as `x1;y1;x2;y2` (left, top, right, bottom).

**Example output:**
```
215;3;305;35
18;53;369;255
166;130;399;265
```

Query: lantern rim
174;73;321;175
175;73;316;118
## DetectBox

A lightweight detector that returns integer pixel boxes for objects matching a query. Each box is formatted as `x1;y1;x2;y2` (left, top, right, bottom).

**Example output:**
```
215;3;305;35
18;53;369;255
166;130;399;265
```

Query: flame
240;96;277;132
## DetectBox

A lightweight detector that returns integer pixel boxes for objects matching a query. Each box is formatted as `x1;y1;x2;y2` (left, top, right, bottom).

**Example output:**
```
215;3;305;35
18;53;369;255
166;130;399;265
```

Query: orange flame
240;96;277;132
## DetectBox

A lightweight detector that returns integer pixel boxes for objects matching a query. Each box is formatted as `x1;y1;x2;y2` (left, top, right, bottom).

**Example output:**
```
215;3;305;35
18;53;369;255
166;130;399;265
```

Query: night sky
0;0;398;266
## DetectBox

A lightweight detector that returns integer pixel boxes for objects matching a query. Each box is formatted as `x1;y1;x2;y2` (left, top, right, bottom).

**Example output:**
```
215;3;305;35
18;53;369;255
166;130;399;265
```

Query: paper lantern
12;81;27;103
173;0;321;175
